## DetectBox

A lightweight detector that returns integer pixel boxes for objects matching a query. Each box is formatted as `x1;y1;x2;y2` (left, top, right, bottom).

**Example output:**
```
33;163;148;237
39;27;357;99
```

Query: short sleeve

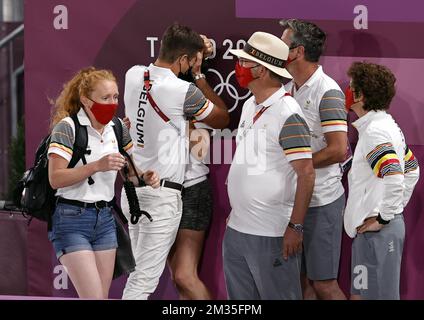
279;113;312;162
183;83;214;121
319;89;347;133
48;120;74;162
119;118;134;155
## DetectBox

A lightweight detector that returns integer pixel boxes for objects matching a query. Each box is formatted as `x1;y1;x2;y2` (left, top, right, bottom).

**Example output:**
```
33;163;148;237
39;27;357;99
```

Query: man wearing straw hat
223;31;315;300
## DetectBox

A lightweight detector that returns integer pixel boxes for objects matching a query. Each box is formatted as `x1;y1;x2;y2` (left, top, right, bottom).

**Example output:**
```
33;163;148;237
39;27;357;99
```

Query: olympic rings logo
207;68;251;113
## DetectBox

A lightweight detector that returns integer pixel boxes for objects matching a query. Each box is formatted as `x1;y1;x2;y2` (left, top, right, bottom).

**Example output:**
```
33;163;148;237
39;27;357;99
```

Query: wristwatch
288;222;304;234
376;213;390;225
193;73;206;81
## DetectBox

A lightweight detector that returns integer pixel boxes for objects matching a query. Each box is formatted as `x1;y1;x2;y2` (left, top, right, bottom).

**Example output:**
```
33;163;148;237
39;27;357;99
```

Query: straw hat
230;31;292;79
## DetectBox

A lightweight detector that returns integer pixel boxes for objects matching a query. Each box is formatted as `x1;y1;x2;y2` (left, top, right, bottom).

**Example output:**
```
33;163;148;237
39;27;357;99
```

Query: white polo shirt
183;122;213;188
344;111;420;238
183;156;209;188
285;66;347;207
48;109;134;202
124;64;215;184
227;87;312;237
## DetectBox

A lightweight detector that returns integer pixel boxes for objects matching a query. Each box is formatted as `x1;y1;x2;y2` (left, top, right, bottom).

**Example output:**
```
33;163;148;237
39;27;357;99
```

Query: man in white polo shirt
280;19;348;300
121;23;229;300
224;32;315;300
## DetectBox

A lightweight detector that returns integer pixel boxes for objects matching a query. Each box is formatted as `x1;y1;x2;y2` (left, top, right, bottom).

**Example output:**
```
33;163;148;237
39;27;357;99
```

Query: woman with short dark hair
344;62;420;300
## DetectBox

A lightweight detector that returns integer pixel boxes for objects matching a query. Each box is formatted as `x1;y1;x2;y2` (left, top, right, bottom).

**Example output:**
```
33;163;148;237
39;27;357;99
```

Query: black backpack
13;114;127;227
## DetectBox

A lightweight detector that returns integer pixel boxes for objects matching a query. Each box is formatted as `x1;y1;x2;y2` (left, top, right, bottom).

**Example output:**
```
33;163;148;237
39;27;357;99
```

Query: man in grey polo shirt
280;19;348;300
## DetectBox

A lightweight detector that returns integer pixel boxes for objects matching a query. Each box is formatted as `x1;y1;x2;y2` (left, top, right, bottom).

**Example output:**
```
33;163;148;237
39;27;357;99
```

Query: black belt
57;197;113;209
160;179;184;192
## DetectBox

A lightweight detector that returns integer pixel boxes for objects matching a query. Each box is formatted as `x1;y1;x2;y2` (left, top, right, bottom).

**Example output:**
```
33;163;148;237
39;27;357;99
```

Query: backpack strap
112;117;145;187
112;117;124;152
69;113;94;185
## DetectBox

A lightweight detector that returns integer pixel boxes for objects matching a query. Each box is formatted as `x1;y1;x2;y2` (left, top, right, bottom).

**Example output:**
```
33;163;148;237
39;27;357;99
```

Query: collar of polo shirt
300;65;323;89
254;87;288;108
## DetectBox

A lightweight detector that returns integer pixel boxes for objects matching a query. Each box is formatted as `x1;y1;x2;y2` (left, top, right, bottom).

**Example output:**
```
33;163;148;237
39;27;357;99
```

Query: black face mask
178;66;192;78
177;57;192;80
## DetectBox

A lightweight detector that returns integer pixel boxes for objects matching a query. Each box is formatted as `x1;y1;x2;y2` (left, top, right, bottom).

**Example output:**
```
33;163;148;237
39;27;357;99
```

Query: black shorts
180;179;213;231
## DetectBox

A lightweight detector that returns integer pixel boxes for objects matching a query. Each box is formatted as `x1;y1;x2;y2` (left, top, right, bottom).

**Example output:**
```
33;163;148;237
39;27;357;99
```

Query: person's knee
312;279;338;295
173;269;197;290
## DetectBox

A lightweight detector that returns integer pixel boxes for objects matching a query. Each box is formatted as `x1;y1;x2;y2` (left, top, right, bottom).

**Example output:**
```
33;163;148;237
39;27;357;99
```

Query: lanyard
239;106;267;141
144;69;182;135
239;92;291;139
252;106;267;126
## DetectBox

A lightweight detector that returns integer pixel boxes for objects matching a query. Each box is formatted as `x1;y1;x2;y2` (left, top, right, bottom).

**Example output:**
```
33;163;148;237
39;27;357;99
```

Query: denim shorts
48;203;118;259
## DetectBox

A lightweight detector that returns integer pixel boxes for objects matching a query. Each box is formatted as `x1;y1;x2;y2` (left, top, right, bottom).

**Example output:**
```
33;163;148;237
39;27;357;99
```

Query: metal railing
0;23;24;138
0;23;23;47
1;0;24;22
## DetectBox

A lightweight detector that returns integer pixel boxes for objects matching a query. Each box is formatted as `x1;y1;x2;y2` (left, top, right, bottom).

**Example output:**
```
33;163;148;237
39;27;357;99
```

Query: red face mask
285;56;297;67
344;87;355;111
89;99;118;125
235;61;259;88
